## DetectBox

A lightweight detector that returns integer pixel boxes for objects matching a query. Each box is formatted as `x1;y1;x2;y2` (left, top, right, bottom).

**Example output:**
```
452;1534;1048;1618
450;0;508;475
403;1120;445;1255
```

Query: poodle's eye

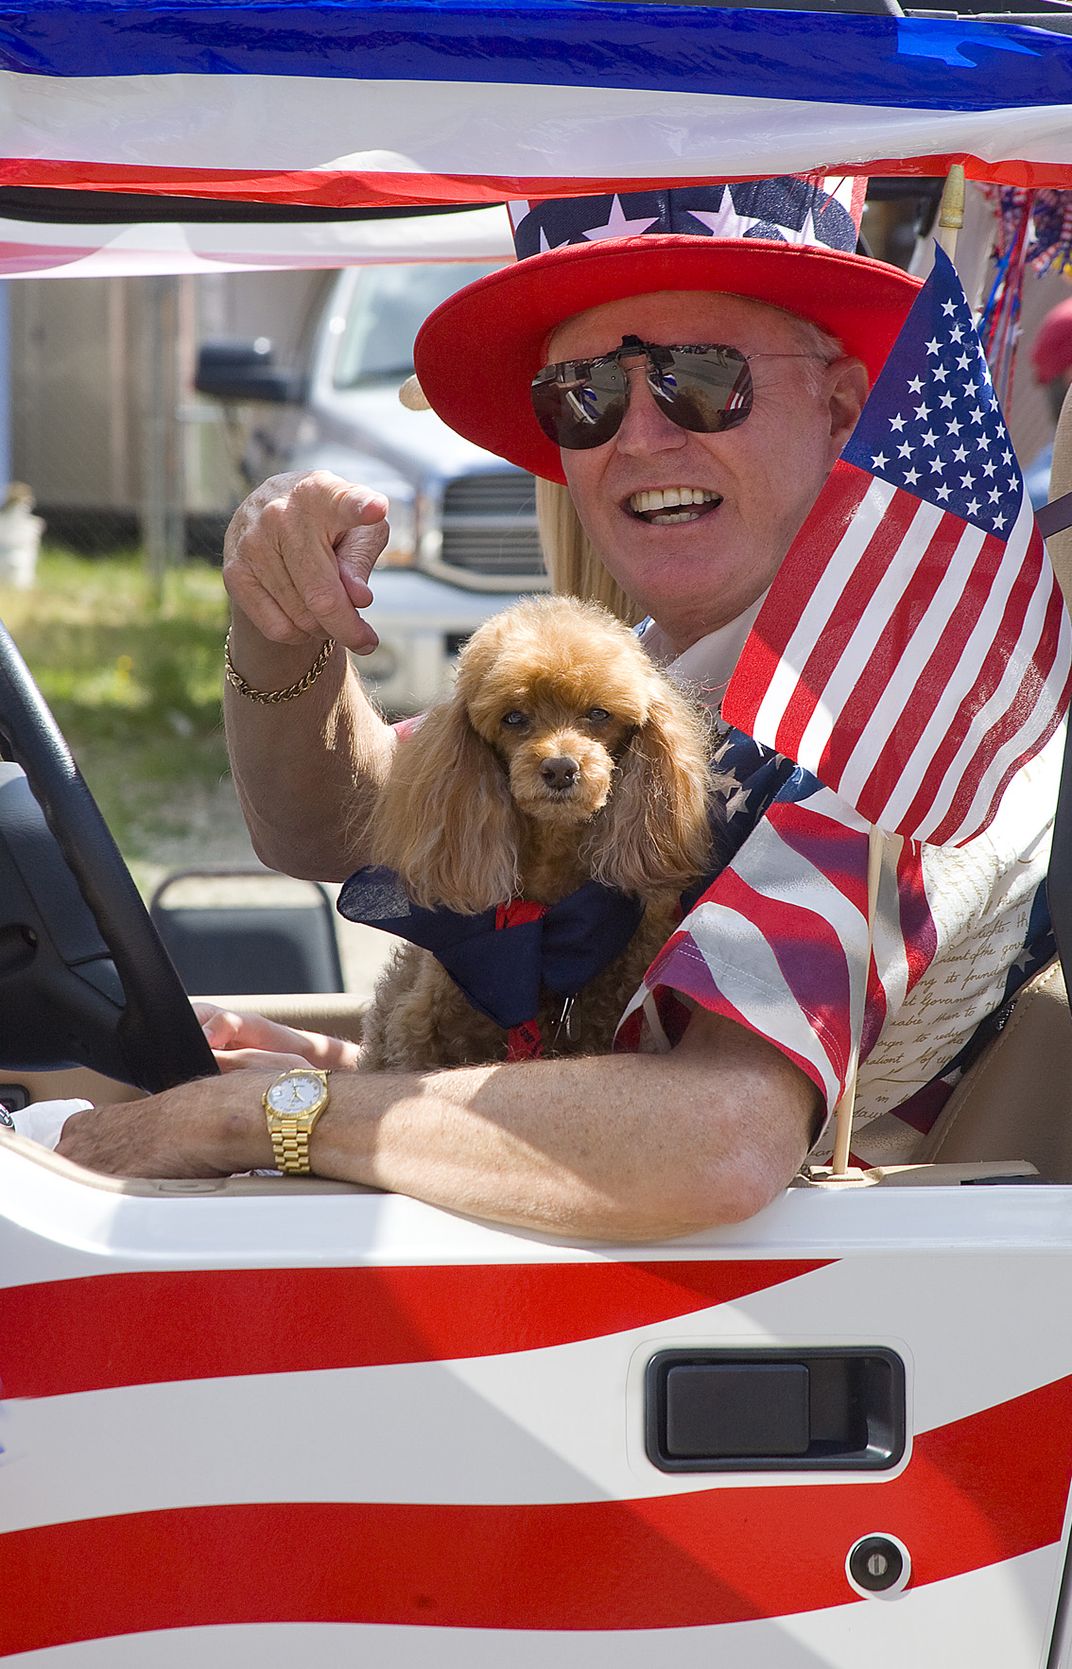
501;710;529;728
585;707;612;723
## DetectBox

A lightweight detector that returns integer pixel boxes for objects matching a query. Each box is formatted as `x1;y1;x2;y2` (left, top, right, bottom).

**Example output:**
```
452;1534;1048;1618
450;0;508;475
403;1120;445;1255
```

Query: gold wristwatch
263;1067;331;1174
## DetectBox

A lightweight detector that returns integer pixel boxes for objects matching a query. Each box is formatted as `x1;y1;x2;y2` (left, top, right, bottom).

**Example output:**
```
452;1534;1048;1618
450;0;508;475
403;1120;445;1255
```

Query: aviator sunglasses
530;334;827;451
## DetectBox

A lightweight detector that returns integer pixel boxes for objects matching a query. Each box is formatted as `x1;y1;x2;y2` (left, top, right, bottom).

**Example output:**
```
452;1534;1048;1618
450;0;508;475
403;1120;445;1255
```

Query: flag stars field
840;260;1021;540
724;245;1072;849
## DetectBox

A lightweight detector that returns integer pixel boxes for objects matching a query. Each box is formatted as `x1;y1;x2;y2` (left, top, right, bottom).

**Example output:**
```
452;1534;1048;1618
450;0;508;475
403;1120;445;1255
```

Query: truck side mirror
195;338;307;405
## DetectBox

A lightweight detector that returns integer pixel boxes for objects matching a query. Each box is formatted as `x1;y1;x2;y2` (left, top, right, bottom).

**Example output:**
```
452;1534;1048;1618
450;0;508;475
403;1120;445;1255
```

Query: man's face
547;291;863;652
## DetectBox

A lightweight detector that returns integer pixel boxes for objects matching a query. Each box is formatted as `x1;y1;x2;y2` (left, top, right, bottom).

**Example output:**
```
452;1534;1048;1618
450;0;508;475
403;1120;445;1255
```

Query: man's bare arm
221;470;398;880
56;1011;820;1241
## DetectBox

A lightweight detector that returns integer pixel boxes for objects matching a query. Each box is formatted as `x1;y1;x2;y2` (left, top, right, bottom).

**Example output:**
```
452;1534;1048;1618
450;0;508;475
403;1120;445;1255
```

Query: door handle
646;1347;905;1473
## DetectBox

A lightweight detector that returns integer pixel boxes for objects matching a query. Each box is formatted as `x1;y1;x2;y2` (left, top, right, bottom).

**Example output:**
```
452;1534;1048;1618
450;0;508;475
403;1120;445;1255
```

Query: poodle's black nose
540;755;580;790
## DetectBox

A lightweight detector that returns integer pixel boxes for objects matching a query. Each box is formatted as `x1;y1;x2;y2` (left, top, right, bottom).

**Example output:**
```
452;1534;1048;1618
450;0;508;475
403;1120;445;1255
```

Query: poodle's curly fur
359;595;717;1070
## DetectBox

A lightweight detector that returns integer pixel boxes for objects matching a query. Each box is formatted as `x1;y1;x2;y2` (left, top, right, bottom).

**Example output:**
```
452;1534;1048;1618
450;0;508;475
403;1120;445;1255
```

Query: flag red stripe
647;854;854;1088
861;840;935;1059
762;797;871;914
0;158;779;209
930;586;1070;844
641;917;840;1100
893;522;1043;841
3;1376;1070;1652
657;955;838;1099
974;643;1072;834
815;502;958;790
965;682;1071;845
850;519;1006;816
683;864;854;1088
0;1259;829;1400
897;838;939;987
723;464;872;743
776;475;920;764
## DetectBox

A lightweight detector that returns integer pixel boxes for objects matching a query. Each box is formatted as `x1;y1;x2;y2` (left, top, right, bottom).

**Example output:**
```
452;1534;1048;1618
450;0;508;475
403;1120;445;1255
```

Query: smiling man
538;292;865;647
56;179;1064;1233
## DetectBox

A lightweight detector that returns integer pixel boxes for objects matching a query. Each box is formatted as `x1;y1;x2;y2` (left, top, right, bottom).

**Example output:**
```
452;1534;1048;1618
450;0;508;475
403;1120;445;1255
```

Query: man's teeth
629;487;720;517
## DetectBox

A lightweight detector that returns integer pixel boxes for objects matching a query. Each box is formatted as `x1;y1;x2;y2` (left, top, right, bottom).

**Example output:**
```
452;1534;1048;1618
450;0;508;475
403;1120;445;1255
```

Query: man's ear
824;356;869;462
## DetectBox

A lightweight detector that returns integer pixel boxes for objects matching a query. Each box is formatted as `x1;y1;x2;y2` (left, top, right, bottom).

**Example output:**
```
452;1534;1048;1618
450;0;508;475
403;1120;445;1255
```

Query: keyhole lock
845;1533;912;1600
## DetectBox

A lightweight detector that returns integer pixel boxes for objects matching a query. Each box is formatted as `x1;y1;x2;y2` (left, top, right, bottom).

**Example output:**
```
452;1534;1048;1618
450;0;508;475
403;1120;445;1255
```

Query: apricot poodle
349;595;717;1070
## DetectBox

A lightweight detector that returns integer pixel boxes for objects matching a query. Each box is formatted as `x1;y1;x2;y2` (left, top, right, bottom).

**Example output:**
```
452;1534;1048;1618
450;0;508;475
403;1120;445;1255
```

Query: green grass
0;547;235;863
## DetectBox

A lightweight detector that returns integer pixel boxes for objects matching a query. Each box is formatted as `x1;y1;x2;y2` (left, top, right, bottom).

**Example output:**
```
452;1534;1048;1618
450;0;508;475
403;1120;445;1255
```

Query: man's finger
225;473;390;652
265;479;387;646
199;1007;243;1048
213;1047;309;1074
228;570;315;648
323;482;389;538
335;515;391;600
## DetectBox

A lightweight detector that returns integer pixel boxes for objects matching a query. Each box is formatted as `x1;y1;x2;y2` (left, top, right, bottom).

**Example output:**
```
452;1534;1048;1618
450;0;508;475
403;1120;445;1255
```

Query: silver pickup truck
196;261;546;713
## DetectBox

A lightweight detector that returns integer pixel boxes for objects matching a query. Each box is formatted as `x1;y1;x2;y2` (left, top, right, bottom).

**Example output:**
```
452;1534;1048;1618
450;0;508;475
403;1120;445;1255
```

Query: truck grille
439;471;544;581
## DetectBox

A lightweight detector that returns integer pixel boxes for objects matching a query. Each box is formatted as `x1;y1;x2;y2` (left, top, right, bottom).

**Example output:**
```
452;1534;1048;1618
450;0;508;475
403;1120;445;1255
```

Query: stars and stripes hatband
414;175;921;481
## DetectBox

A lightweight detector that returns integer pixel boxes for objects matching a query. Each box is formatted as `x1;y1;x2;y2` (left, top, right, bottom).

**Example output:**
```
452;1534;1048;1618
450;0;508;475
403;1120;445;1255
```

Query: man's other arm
56;1011;820;1240
222;471;398;881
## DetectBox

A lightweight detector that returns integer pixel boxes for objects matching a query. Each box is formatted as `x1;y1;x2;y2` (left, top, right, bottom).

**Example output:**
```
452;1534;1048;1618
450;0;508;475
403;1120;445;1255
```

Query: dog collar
337;867;646;1050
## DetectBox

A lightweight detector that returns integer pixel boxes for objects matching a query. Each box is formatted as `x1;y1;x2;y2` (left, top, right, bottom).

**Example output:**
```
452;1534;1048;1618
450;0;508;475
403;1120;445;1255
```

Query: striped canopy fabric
1;0;1072;282
0;202;515;279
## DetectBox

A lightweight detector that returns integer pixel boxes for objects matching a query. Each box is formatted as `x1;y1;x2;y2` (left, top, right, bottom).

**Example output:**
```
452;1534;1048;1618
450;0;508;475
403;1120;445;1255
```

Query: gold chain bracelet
224;629;337;704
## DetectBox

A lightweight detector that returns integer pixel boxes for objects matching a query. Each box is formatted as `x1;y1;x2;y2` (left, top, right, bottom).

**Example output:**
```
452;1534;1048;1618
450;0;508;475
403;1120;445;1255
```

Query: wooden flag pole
830;823;885;1176
936;163;966;261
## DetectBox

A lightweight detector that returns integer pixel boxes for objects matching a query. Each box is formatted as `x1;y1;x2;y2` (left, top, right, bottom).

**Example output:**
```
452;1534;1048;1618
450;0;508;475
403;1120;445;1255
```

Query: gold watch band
269;1116;316;1174
263;1067;330;1175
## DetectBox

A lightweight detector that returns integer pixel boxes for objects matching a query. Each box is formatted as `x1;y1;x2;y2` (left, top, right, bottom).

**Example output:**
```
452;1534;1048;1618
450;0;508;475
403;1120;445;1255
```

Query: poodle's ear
585;684;715;896
368;690;521;912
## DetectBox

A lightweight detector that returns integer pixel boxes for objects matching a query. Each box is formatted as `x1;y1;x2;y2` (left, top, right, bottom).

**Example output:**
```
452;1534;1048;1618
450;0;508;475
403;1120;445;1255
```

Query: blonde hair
536;477;643;627
534;309;845;622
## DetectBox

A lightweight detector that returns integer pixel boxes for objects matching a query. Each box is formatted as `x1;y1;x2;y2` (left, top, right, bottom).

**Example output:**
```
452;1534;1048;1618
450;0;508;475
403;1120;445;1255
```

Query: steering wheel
0;616;218;1093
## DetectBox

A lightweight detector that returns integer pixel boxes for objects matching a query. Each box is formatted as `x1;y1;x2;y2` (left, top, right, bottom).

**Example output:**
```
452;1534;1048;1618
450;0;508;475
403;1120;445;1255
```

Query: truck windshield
333;261;501;389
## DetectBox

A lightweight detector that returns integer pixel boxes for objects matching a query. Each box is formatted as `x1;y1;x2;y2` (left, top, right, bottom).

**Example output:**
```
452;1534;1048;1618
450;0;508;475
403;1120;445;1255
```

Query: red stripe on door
0;1259;830;1398
2;1374;1070;1653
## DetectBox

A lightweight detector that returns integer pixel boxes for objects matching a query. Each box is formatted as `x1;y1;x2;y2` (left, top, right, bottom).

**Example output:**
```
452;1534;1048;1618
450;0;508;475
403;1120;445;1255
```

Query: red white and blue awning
0;203;514;279
3;0;1072;276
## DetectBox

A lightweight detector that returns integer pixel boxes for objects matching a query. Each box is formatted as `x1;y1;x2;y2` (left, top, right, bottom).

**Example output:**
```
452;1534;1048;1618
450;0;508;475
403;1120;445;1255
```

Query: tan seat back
922;961;1072;1178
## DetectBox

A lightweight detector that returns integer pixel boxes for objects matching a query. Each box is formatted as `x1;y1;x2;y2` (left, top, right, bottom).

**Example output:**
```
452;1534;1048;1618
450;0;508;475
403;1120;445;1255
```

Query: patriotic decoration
4;1146;1072;1663
977;187;1072;405
2;0;1072;228
508;177;864;259
618;725;1056;1117
724;245;1072;849
337;865;645;1060
0;204;513;281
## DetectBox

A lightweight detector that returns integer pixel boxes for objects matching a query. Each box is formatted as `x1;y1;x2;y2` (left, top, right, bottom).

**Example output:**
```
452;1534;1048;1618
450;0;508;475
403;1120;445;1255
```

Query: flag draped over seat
723;246;1072;848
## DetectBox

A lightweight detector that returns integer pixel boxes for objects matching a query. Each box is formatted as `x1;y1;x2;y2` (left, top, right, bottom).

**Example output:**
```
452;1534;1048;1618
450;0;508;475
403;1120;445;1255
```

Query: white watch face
267;1072;323;1114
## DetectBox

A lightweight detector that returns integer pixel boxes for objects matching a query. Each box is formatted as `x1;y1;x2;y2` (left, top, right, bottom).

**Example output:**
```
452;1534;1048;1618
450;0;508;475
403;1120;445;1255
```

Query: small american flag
724;245;1072;848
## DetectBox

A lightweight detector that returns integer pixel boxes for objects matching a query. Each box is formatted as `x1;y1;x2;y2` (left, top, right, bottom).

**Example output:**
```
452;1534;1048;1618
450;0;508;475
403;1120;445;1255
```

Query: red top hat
414;178;922;483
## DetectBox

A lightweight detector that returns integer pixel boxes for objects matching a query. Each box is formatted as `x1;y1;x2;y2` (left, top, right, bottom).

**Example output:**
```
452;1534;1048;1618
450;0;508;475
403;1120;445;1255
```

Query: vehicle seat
921;960;1072;1180
149;867;346;996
